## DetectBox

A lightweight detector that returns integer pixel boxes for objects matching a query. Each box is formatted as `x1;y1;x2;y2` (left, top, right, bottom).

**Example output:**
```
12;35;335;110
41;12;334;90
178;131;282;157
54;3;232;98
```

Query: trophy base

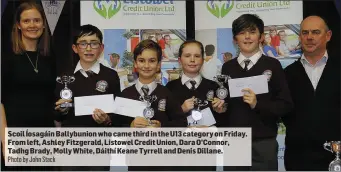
61;103;73;108
216;87;228;100
191;110;203;121
329;159;341;171
143;107;154;119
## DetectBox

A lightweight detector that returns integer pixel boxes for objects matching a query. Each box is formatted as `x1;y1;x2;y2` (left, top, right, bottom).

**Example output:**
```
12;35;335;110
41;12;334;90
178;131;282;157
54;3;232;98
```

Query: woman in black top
1;104;7;171
1;2;56;171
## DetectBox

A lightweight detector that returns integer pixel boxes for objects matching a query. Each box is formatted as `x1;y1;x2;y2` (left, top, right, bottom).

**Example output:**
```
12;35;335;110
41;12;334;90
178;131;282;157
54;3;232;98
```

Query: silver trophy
324;141;341;171
213;75;229;100
56;75;75;108
139;95;157;125
190;98;208;126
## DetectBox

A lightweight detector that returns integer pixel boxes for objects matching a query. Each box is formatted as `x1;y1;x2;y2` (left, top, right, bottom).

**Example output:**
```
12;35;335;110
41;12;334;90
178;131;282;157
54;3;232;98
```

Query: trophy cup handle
223;75;228;83
324;142;333;153
69;76;75;83
56;77;62;83
202;100;208;106
151;95;157;102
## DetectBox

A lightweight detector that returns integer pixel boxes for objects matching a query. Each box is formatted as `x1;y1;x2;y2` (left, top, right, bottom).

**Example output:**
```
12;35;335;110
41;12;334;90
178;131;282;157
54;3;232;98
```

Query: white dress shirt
237;51;263;70
135;79;157;96
74;60;100;77
181;73;202;89
300;51;328;90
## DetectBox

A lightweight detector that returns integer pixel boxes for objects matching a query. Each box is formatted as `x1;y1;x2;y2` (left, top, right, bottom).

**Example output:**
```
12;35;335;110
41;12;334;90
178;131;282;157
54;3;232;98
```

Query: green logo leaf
93;1;107;19
108;2;121;19
206;1;220;18
206;0;234;18
93;0;121;19
220;1;234;18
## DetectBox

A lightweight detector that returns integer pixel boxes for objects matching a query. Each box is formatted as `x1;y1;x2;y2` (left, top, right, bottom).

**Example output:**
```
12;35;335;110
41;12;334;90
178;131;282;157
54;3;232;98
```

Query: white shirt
74;60;100;77
300;51;328;90
181;73;202;89
200;57;223;81
237;51;263;70
135;79;157;96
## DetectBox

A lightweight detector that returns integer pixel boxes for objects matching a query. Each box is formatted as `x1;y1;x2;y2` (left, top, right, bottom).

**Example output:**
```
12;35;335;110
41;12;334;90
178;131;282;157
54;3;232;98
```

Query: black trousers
224;137;278;171
284;146;335;171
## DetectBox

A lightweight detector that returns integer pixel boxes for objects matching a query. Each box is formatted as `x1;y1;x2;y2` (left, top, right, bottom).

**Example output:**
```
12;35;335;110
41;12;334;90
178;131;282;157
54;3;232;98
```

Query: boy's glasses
76;42;101;49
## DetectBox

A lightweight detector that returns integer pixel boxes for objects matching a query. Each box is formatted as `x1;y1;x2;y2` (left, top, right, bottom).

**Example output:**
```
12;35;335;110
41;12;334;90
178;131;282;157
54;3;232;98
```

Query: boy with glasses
54;24;122;171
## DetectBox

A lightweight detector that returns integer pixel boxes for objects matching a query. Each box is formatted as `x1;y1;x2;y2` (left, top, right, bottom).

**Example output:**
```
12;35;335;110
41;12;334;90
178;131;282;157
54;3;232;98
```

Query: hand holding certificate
228;75;269;98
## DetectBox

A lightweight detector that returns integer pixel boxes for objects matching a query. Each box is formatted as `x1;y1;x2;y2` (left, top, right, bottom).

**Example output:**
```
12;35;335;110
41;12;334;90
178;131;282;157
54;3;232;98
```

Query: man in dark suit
283;15;340;171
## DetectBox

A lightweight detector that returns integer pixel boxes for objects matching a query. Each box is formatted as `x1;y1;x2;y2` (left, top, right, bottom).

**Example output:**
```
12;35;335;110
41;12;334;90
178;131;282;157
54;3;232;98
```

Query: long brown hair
11;2;50;56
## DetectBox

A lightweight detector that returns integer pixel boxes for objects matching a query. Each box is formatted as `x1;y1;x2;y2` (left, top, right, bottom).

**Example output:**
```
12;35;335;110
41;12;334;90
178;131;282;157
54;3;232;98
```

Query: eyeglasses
76;42;101;49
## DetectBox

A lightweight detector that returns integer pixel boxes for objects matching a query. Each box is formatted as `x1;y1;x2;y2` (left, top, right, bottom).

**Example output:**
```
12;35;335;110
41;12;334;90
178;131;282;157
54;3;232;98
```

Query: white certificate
112;97;147;118
187;107;216;126
228;75;269;98
74;94;115;116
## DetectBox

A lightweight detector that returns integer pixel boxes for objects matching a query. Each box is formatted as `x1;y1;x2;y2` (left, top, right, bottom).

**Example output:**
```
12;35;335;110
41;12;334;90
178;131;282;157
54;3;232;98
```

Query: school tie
141;85;149;96
85;70;93;77
243;59;251;72
189;80;196;91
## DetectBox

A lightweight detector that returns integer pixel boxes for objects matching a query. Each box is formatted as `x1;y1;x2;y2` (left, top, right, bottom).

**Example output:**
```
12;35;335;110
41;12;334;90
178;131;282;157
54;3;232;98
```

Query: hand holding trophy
188;98;208;127
213;75;229;100
55;99;72;113
56;75;75;108
140;94;158;126
55;75;75;114
130;117;161;128
213;75;230;112
324;141;341;171
130;93;160;128
130;117;146;128
181;97;195;113
212;97;226;113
